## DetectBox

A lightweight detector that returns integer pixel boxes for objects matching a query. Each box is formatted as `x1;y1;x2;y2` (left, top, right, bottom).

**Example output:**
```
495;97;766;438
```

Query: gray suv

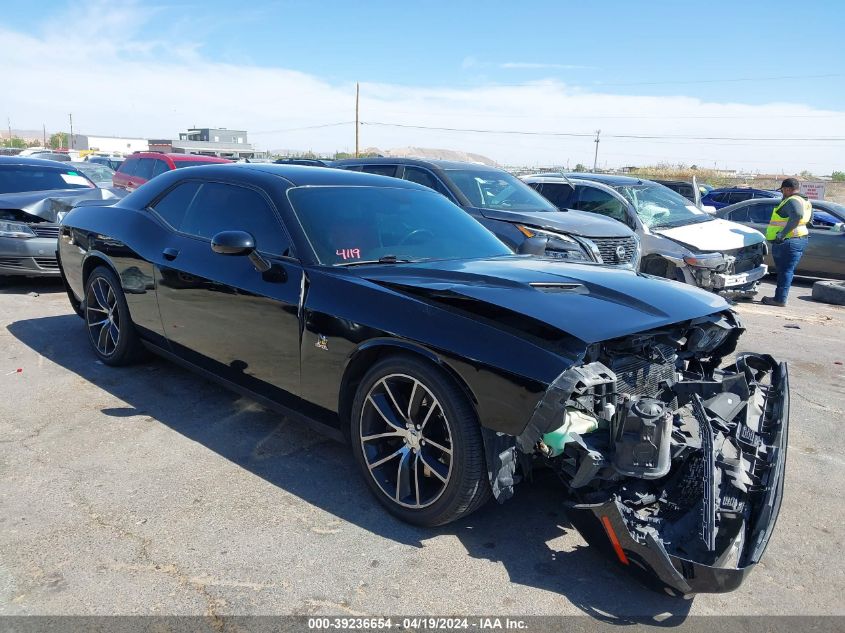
331;158;639;267
523;173;768;299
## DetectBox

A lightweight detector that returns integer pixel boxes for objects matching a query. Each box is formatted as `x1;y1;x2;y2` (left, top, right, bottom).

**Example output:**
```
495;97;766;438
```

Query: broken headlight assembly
683;251;731;269
516;225;591;262
0;220;36;239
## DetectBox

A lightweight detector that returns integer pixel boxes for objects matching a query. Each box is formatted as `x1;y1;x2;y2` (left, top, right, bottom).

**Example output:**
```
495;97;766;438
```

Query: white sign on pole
800;182;825;200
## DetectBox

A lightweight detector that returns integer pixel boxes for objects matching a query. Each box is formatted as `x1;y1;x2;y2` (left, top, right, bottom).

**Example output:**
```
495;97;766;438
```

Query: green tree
49;132;68;149
573;163;587;172
1;136;27;148
831;171;845;182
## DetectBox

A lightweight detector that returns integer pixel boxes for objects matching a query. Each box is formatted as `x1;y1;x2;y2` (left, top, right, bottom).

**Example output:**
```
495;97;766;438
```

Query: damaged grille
611;344;677;398
729;243;765;274
592;236;638;265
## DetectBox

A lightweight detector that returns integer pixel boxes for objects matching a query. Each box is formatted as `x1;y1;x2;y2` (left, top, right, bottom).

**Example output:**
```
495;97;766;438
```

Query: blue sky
3;0;844;171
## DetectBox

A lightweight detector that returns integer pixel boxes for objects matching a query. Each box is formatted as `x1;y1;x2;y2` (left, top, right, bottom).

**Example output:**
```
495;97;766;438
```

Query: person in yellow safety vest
761;177;812;307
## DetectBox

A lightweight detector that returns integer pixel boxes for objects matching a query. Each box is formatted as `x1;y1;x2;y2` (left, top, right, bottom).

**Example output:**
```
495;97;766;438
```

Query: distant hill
369;146;497;166
270;146;498;166
10;128;47;142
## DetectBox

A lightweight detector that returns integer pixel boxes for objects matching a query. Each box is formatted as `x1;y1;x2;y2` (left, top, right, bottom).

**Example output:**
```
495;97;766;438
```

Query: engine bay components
510;312;788;595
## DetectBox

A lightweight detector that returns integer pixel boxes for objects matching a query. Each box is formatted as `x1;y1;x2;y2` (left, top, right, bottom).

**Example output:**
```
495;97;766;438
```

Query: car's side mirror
211;230;272;273
211;230;255;255
832;222;845;234
518;236;549;256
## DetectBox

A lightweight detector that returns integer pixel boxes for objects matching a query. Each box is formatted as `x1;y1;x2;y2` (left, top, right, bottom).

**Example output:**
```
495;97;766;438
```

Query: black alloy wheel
84;266;143;366
351;356;490;526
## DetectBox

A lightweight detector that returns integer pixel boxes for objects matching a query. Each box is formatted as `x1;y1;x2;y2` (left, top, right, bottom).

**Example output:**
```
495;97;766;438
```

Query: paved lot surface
1;276;843;620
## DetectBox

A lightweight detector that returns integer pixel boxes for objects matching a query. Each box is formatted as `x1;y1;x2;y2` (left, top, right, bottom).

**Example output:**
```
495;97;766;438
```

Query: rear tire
84;266;143;366
351;355;491;527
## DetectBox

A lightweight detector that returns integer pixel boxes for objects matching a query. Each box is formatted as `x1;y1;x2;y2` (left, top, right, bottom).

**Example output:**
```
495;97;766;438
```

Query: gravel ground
0;276;843;620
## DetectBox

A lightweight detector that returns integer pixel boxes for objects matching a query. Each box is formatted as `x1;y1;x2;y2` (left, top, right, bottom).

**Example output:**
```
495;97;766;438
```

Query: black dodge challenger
57;164;788;595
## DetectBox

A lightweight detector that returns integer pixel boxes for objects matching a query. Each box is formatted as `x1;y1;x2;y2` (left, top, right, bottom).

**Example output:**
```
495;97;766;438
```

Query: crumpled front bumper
683;262;767;297
566;359;789;595
712;264;768;290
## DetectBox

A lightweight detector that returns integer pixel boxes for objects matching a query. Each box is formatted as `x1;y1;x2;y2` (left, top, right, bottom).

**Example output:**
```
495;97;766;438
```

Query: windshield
446;168;557;212
288;186;512;266
0;165;96;194
819;202;845;219
614;182;712;229
74;163;114;182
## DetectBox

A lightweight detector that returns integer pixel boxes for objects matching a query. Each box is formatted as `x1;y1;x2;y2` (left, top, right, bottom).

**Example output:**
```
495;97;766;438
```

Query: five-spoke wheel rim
360;373;453;509
86;277;120;357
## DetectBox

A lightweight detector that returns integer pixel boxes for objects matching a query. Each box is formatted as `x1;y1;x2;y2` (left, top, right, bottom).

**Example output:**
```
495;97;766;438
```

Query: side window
572;186;628;224
402;166;449;196
179;182;289;255
748;202;776;223
152;159;170;178
150;182;202;230
728;191;752;204
538;182;575;209
134;158;155;181
361;164;398;177
727;207;749;222
118;159;138;176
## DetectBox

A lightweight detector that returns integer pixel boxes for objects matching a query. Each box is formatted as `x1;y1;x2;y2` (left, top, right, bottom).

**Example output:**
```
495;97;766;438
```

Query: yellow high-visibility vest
765;195;811;240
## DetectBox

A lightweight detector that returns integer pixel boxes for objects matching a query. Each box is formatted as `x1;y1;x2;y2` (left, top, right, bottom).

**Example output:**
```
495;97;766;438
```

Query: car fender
338;337;481;437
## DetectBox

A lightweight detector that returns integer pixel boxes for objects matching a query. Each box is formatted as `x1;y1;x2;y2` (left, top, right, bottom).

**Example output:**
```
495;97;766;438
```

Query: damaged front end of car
497;311;788;595
677;243;768;300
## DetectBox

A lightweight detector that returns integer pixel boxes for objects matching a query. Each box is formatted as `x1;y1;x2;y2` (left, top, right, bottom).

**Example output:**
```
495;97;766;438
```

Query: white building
70;135;149;155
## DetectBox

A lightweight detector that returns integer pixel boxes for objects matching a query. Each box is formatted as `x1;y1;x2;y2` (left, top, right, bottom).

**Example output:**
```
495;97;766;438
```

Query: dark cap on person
779;177;800;190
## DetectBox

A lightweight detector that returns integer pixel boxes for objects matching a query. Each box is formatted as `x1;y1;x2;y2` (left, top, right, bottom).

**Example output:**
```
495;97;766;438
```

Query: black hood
472;207;633;239
353;256;728;344
0;188;122;222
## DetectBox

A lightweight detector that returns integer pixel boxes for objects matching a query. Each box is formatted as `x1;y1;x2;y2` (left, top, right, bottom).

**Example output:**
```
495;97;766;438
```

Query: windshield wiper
335;255;418;267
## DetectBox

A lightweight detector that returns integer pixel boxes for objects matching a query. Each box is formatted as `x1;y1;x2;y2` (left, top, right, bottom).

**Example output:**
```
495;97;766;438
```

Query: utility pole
355;82;360;158
592;129;601;172
7;117;11;144
68;113;73;150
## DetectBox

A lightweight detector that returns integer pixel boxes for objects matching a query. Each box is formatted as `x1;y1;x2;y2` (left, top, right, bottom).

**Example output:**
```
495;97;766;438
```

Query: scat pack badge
315;334;329;351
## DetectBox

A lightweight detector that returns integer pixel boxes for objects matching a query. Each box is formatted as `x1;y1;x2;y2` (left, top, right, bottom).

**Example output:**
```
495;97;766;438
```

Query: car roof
560;172;648;186
332;157;504;172
131;152;231;163
0;155;76;167
708;186;775;193
167;163;433;190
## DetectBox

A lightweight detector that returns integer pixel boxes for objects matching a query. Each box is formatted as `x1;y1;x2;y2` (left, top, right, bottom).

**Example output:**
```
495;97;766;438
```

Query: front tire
84;266;143;366
351;355;491;526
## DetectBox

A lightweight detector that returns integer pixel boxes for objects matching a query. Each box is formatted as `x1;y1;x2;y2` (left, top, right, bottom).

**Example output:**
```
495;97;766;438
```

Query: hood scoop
529;282;588;295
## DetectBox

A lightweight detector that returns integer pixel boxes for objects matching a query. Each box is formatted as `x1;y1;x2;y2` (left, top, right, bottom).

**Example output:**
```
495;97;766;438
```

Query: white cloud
3;2;844;173
500;62;595;70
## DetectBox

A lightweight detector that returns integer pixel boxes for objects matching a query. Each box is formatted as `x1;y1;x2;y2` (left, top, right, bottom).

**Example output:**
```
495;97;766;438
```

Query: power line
360;121;845;142
251;121;353;135
372;109;845;120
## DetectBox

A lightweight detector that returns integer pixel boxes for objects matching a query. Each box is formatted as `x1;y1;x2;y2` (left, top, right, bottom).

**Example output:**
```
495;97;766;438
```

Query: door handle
162;247;180;261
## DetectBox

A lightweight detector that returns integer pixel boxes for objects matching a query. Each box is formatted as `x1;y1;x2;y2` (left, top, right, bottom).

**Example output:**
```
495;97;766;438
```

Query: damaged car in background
0;156;122;277
522;173;769;299
57;164;788;595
